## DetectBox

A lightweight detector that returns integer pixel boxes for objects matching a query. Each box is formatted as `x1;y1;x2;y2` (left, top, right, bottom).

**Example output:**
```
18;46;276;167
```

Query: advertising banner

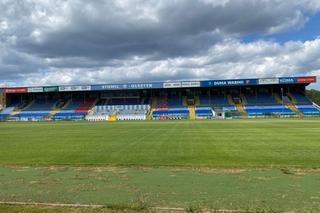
28;87;43;93
258;78;279;85
91;82;163;91
296;76;316;84
4;87;28;93
126;83;162;89
163;82;182;88
59;85;91;92
43;86;59;92
91;84;122;90
279;77;296;84
206;79;247;87
181;81;201;88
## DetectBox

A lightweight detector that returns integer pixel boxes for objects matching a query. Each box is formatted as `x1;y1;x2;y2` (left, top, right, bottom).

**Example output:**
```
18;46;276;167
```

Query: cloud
12;0;319;59
0;0;320;87
10;38;319;89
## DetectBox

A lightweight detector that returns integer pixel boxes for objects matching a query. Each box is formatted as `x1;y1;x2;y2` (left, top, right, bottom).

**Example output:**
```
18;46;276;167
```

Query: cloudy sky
1;0;320;89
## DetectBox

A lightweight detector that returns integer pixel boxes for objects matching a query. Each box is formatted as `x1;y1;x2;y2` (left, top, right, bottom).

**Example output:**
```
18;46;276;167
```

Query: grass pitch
0;119;320;167
1;119;320;211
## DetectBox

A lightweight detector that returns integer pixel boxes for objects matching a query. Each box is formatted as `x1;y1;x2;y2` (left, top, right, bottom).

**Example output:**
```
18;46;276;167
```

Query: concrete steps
188;105;196;120
235;103;248;118
286;102;303;117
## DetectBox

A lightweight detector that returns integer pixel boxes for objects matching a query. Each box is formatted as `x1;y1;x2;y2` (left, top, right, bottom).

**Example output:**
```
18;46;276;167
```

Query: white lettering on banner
181;81;200;87
279;78;295;84
129;83;153;89
101;85;120;89
213;81;227;86
59;85;91;91
213;80;245;86
27;87;43;93
227;80;244;85
258;78;279;85
163;82;182;88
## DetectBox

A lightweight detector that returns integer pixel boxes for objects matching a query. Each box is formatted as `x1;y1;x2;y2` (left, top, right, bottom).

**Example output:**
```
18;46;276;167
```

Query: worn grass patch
0;203;150;213
1;166;320;211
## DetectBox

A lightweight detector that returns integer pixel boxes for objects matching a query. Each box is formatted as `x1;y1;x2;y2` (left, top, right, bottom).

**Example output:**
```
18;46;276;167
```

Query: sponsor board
202;79;261;87
258;78;279;85
296;76;316;84
91;84;122;90
245;79;258;85
59;85;91;92
2;76;317;94
126;83;163;89
91;83;162;90
43;86;59;92
205;80;247;87
4;87;28;93
279;77;296;84
181;81;200;88
163;82;182;88
28;87;43;93
216;80;245;86
127;83;155;89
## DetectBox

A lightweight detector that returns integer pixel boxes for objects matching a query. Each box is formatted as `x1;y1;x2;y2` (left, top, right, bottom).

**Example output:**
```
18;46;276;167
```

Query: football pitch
1;119;320;212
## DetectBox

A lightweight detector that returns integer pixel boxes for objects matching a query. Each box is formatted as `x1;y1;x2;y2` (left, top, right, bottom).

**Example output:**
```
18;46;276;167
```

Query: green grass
0;119;320;167
1;166;320;211
1;119;320;211
0;203;145;213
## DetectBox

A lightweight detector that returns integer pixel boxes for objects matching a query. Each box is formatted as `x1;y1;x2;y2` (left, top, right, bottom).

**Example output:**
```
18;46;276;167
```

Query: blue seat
296;105;320;114
245;93;278;106
14;112;49;118
195;107;213;116
153;108;189;117
291;92;312;105
0;114;9;119
245;105;294;115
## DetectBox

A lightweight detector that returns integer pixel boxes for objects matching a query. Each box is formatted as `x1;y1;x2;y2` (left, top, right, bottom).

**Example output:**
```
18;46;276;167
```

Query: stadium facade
0;76;319;121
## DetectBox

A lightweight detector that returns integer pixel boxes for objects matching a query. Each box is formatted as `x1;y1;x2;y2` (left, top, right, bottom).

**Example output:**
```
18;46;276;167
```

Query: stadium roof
1;76;316;94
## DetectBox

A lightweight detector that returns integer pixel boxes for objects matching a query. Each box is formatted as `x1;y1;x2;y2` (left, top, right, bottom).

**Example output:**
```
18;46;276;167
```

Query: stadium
2;1;320;212
1;76;320;212
0;76;319;122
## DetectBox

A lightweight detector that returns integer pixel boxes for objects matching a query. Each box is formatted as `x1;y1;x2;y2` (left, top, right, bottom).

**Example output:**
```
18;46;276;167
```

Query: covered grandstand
0;76;319;121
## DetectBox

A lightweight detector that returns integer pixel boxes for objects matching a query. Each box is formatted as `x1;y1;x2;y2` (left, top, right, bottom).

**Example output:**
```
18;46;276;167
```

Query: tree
306;89;320;105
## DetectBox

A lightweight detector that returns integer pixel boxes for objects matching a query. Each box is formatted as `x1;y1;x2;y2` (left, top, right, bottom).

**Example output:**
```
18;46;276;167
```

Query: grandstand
0;76;319;121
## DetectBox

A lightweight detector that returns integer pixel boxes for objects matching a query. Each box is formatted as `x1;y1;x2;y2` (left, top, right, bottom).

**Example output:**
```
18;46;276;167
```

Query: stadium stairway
48;100;69;117
49;109;60;116
227;95;248;118
195;96;200;105
182;96;188;106
274;92;303;117
286;102;304;117
90;98;99;112
147;97;154;120
235;103;248;118
227;95;234;105
10;110;20;116
273;93;283;104
46;100;60;116
288;93;297;104
188;105;196;120
240;94;247;105
11;100;35;116
61;99;72;109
